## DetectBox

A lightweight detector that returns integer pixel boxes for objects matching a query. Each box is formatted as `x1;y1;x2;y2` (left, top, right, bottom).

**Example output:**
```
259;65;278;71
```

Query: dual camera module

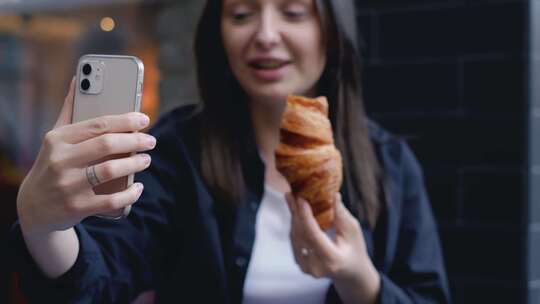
81;64;92;91
79;61;104;94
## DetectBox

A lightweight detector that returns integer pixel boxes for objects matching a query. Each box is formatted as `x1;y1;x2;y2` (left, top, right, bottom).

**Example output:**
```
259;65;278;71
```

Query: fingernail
135;182;144;192
140;153;151;165
144;135;156;148
139;114;150;127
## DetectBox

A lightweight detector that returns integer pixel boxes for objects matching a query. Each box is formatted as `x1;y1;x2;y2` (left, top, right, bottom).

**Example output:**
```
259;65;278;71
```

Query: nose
254;10;280;50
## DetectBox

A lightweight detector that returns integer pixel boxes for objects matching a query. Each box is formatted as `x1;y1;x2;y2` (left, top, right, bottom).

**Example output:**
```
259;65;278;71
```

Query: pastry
275;95;343;230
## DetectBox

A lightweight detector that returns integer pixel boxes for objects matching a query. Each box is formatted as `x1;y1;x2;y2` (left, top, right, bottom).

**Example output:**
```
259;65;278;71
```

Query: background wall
356;0;529;303
529;0;540;303
155;0;203;115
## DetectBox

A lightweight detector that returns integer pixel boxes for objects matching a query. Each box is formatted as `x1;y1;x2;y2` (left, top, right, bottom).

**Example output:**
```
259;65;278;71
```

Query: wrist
17;195;35;235
333;255;381;304
17;196;50;238
16;180;33;228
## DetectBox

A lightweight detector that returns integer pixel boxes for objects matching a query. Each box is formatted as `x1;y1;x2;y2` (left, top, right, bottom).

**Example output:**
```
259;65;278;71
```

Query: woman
9;0;451;303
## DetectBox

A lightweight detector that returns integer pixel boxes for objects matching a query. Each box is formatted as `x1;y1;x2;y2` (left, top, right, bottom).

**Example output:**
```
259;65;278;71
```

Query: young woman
9;0;451;303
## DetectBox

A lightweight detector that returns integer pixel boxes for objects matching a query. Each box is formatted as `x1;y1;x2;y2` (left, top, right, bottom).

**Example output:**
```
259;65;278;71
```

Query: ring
301;247;311;257
86;165;100;187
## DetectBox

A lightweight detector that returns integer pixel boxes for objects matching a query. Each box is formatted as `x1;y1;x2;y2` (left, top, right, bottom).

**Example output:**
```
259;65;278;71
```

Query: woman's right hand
17;78;156;237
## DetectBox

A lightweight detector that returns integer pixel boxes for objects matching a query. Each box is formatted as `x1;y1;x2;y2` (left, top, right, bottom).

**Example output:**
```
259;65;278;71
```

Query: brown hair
194;0;381;227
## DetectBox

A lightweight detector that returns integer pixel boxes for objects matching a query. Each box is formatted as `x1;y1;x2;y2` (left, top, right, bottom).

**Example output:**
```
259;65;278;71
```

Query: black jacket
9;105;451;303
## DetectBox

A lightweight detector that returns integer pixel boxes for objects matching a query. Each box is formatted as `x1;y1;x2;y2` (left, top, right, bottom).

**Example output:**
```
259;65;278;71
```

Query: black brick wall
357;1;529;303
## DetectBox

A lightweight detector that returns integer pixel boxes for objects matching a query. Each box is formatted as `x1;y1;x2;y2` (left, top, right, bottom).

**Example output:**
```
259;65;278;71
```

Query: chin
244;78;315;105
251;94;288;108
248;86;290;103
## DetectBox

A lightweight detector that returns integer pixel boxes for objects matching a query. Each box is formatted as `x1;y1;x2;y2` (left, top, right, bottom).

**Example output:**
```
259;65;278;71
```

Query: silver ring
301;247;310;257
86;165;100;187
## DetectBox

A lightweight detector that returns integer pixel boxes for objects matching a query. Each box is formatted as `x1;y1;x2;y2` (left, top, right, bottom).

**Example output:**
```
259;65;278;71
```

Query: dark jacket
9;105;451;303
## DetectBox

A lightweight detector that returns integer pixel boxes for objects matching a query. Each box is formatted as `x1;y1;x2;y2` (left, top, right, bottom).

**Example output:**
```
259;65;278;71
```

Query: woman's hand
17;77;156;237
285;192;381;304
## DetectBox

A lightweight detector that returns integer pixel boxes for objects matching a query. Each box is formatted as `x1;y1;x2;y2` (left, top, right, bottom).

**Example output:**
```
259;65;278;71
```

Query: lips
247;58;292;81
248;58;291;70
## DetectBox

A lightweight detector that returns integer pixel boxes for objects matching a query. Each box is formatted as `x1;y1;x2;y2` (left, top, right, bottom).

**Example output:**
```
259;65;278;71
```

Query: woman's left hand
285;192;381;304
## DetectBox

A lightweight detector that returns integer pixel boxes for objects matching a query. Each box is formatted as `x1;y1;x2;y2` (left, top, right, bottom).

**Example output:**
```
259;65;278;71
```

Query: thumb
54;76;76;128
334;193;359;238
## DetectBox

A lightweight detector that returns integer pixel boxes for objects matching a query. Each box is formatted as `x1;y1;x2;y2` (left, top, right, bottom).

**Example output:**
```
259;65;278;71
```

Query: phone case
73;54;144;219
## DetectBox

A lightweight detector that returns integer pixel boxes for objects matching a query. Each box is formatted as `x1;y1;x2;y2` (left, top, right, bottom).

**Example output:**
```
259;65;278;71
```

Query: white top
242;185;332;304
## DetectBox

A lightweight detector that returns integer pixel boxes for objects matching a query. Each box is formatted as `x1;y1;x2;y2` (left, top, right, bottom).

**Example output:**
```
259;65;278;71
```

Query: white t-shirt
242;185;332;304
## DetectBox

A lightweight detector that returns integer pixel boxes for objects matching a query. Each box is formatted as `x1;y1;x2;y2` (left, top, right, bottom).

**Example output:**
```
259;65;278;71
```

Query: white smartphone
73;54;144;219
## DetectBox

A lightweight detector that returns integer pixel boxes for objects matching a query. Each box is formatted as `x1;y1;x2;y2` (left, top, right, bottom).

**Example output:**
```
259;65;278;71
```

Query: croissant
275;95;343;230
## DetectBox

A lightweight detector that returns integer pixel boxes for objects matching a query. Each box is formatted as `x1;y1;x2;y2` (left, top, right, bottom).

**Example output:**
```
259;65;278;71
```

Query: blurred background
0;0;537;303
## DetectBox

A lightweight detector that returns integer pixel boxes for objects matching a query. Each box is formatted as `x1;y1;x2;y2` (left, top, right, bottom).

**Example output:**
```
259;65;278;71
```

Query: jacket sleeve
7;117;194;303
377;141;451;304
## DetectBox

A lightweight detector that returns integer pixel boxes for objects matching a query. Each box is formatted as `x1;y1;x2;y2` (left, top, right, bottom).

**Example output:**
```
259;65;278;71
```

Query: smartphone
73;54;144;219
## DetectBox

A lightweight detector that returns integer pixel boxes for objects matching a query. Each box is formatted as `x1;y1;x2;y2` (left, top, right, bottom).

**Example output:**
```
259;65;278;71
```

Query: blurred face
221;0;326;104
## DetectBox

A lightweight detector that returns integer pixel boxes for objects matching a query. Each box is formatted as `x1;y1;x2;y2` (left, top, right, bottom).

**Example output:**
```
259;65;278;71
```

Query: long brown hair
194;0;381;228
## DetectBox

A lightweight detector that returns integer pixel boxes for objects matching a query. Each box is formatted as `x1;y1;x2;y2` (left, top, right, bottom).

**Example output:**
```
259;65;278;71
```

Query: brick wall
529;1;540;303
155;0;203;116
357;1;529;303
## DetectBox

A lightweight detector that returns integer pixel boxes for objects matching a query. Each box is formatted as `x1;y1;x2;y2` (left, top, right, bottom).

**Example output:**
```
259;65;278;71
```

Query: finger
334;193;361;238
304;260;325;278
288;194;308;245
85;182;144;216
296;256;310;274
296;197;336;261
288;196;302;258
90;153;151;186
287;193;307;244
289;232;305;267
55;112;150;144
289;196;330;277
288;197;309;270
291;238;323;278
54;77;76;128
285;192;296;216
290;238;311;274
296;249;313;275
65;133;156;166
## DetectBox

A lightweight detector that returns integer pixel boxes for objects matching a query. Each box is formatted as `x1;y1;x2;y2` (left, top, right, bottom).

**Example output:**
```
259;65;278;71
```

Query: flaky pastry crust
276;95;343;230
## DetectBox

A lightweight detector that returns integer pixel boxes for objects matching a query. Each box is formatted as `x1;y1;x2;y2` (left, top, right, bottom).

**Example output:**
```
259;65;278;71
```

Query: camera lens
82;64;92;75
81;79;91;91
